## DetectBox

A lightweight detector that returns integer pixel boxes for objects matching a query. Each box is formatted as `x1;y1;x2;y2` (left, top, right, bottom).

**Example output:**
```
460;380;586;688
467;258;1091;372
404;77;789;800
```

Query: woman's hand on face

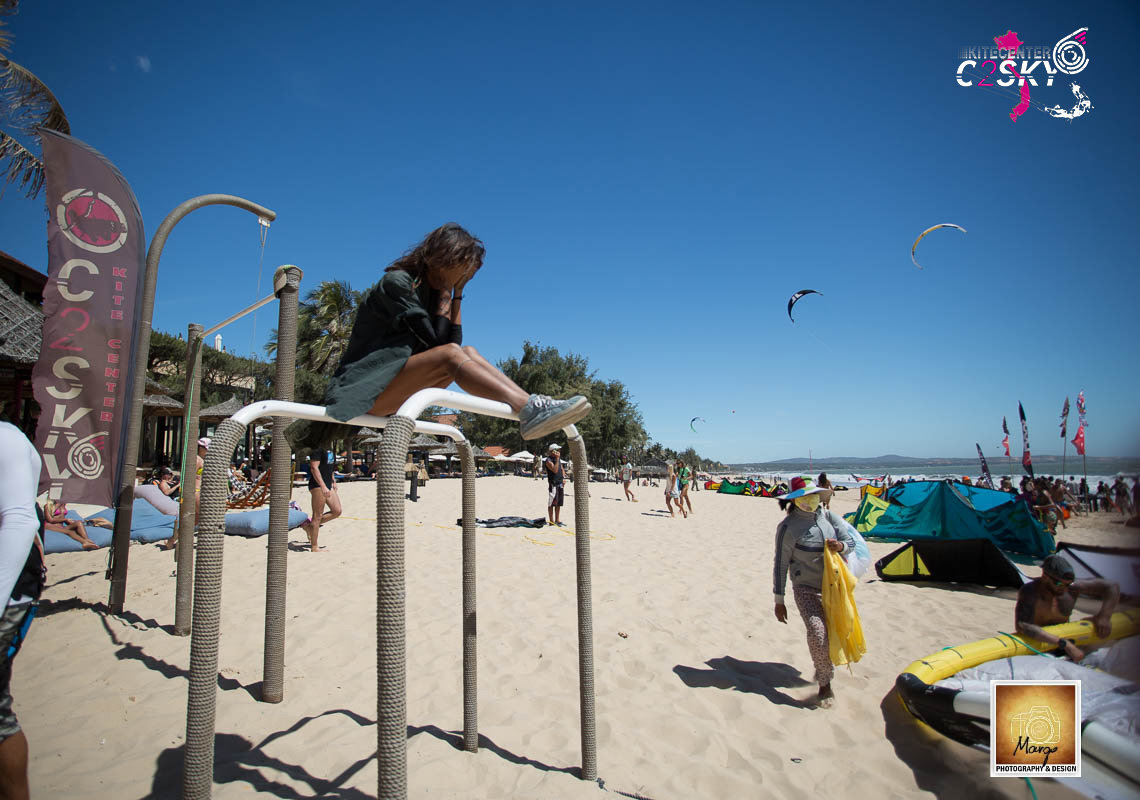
774;603;788;623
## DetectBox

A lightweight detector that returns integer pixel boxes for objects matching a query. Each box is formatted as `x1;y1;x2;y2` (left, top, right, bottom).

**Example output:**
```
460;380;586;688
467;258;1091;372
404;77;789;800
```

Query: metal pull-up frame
181;390;597;800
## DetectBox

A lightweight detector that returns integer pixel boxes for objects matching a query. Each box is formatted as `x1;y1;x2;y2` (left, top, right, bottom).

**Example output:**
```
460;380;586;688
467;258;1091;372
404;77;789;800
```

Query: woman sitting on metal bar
307;223;589;446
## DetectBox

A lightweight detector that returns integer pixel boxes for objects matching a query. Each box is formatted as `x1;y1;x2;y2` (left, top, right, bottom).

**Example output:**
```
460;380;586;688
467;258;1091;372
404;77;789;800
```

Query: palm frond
0;56;71;198
0;1;17;55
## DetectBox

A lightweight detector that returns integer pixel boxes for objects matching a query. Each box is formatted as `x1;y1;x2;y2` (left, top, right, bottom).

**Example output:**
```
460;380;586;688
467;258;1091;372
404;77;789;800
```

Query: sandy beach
16;475;1138;799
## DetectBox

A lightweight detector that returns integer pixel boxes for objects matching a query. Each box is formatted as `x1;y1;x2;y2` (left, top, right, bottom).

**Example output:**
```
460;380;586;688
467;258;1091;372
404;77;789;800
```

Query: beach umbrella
198;394;248;422
408;434;446;451
511;450;536;462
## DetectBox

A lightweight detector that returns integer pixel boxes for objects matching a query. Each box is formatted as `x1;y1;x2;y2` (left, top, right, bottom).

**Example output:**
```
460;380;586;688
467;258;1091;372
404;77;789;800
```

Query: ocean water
722;459;1138;489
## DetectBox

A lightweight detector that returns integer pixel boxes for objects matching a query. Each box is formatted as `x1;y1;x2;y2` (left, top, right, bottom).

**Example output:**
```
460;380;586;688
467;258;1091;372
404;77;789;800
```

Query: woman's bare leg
368;344;528;417
307;488;327;552
47;521;98;550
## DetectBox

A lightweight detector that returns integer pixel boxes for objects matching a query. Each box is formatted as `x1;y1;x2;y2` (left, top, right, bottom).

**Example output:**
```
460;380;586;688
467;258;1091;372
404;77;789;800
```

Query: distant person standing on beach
677;459;693;515
664;462;685;518
816;473;833;508
772;476;854;708
621;459;637;502
304;447;341;552
544;444;565;525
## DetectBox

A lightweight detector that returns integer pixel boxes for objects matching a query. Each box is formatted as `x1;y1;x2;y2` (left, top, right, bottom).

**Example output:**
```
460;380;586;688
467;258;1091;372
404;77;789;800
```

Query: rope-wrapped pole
377;414;414;799
262;265;302;703
173;324;204;636
568;433;597;781
182;418;247;799
457;440;478;752
109;194;276;614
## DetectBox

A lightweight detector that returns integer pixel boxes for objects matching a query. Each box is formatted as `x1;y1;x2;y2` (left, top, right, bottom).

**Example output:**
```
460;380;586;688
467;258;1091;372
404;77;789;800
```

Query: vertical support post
457;441;478;752
376;415;414;800
173;323;204;636
262;266;302;703
568;433;597;781
108;194;276;614
182;418;248;800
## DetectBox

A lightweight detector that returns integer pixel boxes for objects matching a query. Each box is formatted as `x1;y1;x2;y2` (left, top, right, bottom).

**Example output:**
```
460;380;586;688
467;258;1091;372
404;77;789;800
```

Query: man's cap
548;443;561;451
197;437;211;449
1041;554;1075;581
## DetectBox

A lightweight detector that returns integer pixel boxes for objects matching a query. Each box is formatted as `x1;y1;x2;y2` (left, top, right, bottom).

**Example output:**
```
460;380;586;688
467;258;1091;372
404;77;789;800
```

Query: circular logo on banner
67;432;106;481
56;189;128;253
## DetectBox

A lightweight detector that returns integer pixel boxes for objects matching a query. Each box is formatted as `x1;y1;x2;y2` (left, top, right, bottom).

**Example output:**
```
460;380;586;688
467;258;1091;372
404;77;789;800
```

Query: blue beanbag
224;508;310;538
43;501;309;553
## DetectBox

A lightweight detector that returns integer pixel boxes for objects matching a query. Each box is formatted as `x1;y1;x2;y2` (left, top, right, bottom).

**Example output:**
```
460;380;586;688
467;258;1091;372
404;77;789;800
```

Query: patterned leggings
793;584;832;686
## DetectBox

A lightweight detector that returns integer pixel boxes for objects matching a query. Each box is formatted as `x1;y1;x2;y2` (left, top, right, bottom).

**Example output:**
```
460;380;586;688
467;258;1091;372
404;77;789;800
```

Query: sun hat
197;437;211;449
779;475;834;500
1041;554;1075;581
548;443;561;451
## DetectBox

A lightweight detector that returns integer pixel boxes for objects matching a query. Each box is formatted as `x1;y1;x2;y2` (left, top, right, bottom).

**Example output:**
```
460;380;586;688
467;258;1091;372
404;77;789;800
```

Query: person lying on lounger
43;500;99;550
1014;554;1120;662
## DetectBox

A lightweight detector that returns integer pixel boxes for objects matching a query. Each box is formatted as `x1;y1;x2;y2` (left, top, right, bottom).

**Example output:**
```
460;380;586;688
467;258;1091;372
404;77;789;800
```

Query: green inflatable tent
845;480;1052;561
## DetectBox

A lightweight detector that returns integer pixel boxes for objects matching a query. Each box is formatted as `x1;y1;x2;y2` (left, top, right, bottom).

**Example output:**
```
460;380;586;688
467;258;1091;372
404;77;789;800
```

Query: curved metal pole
108;194;276;614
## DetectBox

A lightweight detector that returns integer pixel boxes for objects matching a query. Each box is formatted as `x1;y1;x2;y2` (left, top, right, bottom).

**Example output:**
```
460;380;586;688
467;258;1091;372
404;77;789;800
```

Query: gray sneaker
518;394;591;440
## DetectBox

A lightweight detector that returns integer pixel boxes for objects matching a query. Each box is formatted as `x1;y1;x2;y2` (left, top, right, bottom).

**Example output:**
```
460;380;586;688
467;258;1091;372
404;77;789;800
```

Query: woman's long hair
386;223;485;282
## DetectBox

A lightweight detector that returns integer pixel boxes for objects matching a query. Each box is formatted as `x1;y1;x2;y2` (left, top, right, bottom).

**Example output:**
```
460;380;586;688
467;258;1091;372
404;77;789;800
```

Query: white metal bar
396;388;516;421
394;388;581;439
202;293;278;338
230;399;464;441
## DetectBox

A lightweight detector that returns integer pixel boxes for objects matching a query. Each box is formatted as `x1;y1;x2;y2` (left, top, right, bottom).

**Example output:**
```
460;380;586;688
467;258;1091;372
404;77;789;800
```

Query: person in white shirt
620;460;636;502
0;422;46;799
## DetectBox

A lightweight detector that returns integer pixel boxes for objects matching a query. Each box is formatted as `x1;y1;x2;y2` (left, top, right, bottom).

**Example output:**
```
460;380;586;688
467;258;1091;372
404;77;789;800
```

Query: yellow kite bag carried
822;545;866;666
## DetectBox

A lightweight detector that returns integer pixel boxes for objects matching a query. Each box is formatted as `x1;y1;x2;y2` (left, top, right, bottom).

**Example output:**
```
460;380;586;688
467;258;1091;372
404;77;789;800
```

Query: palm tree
1;2;71;198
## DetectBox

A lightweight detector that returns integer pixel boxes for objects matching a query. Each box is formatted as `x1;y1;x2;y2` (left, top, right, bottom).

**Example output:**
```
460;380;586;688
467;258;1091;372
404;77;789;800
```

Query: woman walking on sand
772;476;855;707
302;223;591;448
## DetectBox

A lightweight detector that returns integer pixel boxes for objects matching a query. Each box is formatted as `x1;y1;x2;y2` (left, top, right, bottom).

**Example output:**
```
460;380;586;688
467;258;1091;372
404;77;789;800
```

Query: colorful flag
1072;423;1085;456
976;443;995;488
32;130;146;504
1077;390;1087;427
1002;435;1010;457
1018;402;1034;478
1060;397;1070;438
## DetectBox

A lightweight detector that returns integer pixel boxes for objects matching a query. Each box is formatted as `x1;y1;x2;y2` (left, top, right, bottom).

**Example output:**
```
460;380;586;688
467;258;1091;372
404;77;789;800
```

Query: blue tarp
848;480;1053;561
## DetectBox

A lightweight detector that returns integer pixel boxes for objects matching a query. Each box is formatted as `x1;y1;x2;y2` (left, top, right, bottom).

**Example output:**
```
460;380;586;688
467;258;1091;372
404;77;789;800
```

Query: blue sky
2;0;1138;462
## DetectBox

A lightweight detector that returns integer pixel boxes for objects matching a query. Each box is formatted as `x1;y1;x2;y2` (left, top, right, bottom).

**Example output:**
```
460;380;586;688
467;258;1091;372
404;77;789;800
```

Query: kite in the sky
690;416;706;433
911;223;967;269
787;289;822;322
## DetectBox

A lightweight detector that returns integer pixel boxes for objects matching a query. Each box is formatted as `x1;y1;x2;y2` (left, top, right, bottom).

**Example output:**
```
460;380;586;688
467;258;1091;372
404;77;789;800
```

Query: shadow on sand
674;656;814;708
880;688;1007;799
145;712;611;799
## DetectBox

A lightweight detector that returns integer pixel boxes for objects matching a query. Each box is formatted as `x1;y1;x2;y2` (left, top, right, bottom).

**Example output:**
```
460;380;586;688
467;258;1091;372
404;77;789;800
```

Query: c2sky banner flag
1060;397;1070;438
32;130;146;504
975;443;994;488
1018;402;1034;478
1072;423;1085;456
